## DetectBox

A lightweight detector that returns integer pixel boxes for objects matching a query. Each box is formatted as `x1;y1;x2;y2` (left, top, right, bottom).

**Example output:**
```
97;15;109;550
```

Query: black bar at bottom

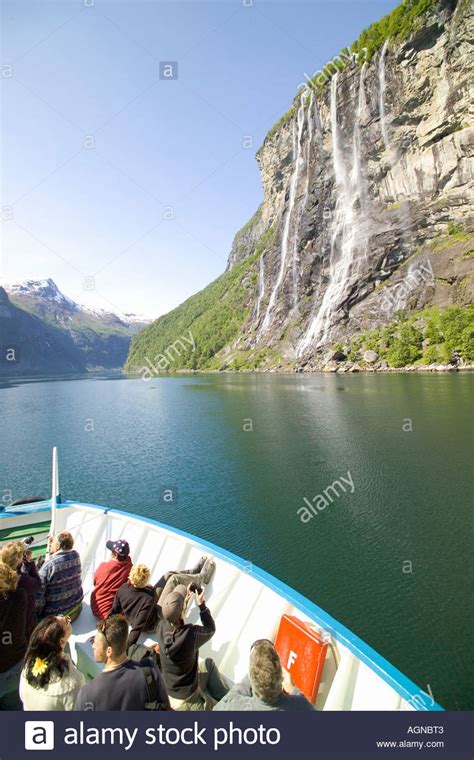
1;710;472;759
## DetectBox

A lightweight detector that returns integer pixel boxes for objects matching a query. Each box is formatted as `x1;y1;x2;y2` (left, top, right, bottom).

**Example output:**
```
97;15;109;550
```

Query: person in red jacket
91;540;132;620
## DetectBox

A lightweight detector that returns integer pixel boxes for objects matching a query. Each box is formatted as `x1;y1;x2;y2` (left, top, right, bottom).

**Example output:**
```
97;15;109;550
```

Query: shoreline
173;361;474;375
295;362;474;375
2;364;473;381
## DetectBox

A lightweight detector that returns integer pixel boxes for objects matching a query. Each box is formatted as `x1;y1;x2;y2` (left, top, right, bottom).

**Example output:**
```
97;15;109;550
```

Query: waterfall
305;91;314;187
314;96;323;145
292;116;297;161
258;91;306;337
292;90;314;308
378;39;390;153
255;252;265;319
352;63;367;218
298;70;369;354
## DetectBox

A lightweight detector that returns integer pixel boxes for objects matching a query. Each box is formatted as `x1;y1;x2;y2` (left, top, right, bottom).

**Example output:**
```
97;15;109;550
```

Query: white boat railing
0;449;444;712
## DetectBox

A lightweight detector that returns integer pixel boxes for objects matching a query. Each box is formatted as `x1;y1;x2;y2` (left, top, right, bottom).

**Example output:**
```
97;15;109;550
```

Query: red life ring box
274;614;328;703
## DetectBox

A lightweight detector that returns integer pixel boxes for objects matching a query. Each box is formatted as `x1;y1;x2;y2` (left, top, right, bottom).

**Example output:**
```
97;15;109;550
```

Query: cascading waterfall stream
313;96;323;146
257;91;306;337
352;63;368;218
292;90;314;309
255;252;265;319
378;39;391;154
298;69;369;355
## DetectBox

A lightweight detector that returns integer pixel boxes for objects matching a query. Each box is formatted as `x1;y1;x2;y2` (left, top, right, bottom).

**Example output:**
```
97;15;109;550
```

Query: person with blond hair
110;556;215;648
0;561;33;708
110;564;158;647
36;532;83;621
20;615;85;711
1;540;41;634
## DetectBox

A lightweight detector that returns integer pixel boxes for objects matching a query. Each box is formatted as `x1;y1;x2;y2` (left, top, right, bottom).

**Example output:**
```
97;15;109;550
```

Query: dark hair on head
24;616;69;687
97;615;129;656
56;532;74;551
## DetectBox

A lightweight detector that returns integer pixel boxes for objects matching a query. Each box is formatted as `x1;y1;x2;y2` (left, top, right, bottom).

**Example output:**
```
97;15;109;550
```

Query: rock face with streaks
237;0;473;365
126;0;473;373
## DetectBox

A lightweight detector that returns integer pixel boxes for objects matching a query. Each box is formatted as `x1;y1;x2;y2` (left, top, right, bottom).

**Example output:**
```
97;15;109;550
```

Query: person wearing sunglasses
74;615;169;711
20;614;85;711
213;639;314;711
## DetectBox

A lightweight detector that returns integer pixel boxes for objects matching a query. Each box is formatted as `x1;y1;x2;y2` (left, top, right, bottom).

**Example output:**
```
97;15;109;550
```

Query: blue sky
1;0;398;318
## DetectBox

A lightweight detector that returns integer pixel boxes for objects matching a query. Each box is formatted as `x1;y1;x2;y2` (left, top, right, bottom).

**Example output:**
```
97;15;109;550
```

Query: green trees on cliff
269;0;440;135
345;306;474;368
126;229;275;373
351;0;439;62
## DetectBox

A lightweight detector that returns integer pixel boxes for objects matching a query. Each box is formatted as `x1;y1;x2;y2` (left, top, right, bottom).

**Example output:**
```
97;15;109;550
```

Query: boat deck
0;500;443;711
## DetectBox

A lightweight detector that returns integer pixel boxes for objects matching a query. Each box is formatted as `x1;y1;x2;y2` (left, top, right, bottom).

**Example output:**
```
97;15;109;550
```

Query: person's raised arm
192;589;216;648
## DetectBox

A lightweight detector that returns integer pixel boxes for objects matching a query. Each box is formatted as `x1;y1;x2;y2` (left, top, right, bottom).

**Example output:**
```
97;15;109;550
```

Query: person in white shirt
20;614;85;711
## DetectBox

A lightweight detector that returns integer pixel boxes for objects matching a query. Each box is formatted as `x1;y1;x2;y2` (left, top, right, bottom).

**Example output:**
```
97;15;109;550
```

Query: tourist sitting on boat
74;615;170;711
20;615;85;711
156;584;229;710
1;540;41;636
213;639;314;711
90;539;132;620
35;532;83;622
110;556;215;648
0;561;34;709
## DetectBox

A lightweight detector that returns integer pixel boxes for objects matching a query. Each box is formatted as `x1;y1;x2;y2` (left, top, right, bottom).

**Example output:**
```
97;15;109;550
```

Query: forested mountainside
126;0;473;374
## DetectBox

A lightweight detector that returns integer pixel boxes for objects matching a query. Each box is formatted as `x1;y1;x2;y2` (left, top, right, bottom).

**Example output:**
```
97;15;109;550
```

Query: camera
189;582;202;594
22;536;35;547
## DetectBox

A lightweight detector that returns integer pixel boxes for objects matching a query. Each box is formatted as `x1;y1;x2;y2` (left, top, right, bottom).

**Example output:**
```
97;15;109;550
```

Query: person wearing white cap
156;583;228;710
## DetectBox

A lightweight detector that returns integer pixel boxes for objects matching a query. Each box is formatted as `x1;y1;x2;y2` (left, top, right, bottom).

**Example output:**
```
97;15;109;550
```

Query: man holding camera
110;556;216;649
156;583;228;710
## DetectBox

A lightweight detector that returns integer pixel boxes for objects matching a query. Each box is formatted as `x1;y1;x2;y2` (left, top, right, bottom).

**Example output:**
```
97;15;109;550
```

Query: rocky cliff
126;0;473;374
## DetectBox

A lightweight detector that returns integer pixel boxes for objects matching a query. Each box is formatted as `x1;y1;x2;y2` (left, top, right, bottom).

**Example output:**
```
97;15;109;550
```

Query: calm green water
0;372;472;709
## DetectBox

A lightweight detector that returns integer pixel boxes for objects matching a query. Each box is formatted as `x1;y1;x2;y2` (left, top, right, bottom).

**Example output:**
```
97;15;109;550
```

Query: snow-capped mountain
1;278;151;375
5;279;149;327
78;304;150;328
7;278;77;310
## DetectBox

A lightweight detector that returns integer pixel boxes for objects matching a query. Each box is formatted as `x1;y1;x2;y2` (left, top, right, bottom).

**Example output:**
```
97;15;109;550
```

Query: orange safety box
274;614;328;704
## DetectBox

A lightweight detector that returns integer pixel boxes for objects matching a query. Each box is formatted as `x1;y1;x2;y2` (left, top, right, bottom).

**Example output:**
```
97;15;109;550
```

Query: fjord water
1;372;472;709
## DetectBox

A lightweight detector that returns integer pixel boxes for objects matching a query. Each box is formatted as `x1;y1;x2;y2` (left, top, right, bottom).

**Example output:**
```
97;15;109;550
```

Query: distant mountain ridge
1;279;150;376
